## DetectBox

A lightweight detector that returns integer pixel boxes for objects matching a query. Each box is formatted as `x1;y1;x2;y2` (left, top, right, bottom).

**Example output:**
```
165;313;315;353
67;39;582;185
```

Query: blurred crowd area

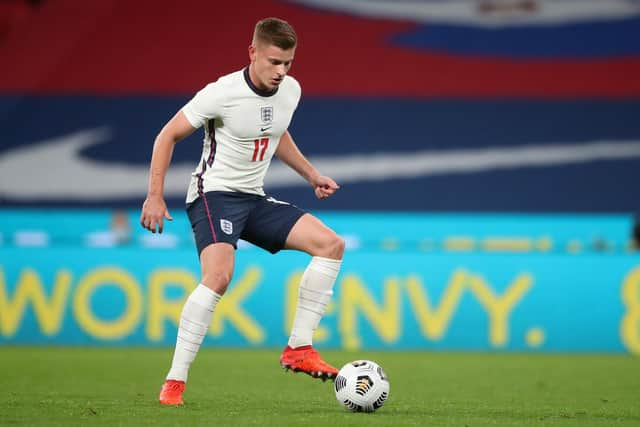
0;0;42;40
2;209;639;254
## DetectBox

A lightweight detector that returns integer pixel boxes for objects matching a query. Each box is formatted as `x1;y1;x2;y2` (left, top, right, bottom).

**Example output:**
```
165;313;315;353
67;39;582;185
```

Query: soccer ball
334;360;390;412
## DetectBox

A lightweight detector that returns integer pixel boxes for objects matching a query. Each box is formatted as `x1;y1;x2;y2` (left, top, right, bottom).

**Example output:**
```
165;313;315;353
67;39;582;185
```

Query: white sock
166;284;221;382
288;256;341;349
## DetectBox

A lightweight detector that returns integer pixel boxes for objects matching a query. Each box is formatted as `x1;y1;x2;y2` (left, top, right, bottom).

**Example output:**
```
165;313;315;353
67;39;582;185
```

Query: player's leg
165;243;234;381
160;191;246;405
159;243;234;405
283;213;344;347
280;214;344;380
241;199;344;380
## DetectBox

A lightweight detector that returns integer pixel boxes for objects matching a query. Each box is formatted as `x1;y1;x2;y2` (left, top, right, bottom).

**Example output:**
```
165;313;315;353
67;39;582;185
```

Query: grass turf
1;347;639;426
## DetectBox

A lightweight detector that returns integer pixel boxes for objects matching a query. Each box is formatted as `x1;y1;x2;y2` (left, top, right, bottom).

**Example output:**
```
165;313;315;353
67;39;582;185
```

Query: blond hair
253;17;297;50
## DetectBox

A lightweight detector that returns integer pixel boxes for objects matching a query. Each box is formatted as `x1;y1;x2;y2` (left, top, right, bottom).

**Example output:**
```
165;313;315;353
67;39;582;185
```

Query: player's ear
248;44;257;62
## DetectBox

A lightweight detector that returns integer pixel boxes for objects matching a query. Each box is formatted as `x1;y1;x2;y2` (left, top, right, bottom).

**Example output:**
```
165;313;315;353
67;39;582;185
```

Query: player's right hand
140;195;173;234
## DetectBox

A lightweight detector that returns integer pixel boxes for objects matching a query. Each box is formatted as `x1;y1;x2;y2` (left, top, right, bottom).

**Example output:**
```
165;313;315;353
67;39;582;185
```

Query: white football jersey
181;67;301;203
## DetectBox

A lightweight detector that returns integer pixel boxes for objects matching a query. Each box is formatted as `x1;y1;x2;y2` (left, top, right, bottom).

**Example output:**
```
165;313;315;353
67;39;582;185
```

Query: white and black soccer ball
334;360;390;412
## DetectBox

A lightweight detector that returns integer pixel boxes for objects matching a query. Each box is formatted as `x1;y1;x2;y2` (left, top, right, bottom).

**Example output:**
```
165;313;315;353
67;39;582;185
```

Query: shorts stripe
195;156;217;245
201;192;218;244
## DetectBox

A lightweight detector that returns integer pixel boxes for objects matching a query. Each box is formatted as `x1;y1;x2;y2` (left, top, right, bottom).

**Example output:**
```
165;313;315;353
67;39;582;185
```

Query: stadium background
1;0;640;354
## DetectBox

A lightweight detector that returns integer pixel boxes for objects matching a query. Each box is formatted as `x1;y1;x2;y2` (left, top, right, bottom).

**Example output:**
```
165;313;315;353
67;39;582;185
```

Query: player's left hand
313;176;340;200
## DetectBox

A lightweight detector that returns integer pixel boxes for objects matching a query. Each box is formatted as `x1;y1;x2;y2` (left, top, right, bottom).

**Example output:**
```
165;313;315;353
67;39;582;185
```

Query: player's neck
245;65;277;97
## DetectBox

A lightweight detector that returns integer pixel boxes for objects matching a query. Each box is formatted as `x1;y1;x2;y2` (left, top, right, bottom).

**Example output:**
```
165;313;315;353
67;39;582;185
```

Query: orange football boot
279;345;338;382
158;379;185;405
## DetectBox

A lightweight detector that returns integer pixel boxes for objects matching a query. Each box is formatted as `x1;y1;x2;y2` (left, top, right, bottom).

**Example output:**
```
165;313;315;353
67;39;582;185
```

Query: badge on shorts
220;219;233;235
260;106;273;123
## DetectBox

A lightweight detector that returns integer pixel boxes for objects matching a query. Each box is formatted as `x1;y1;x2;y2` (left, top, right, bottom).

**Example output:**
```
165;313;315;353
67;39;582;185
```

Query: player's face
249;43;295;91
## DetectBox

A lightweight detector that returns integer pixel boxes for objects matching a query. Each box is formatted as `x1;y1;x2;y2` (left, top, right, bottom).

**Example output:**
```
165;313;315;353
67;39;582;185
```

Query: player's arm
141;111;197;233
275;130;339;200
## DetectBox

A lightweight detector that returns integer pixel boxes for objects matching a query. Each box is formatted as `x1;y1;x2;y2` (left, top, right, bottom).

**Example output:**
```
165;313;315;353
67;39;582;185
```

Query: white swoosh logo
0;128;195;200
291;0;640;27
265;139;640;186
1;127;640;200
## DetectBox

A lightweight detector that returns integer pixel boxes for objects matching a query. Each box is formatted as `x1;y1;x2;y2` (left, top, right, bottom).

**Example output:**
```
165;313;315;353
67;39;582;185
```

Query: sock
166;284;221;382
288;256;342;349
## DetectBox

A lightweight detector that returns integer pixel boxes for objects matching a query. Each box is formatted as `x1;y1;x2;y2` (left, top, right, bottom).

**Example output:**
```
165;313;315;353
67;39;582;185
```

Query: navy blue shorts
186;191;307;255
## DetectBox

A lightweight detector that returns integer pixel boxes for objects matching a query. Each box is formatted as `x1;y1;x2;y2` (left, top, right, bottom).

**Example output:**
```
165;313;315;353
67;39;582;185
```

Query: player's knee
201;270;233;295
320;232;344;259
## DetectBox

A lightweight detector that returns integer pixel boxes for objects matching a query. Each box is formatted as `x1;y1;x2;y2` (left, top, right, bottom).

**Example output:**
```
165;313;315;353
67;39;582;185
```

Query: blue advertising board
1;244;639;354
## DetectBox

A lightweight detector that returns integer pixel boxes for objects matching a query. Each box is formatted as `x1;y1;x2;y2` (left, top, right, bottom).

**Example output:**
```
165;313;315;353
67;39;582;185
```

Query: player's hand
312;176;340;200
140;195;173;233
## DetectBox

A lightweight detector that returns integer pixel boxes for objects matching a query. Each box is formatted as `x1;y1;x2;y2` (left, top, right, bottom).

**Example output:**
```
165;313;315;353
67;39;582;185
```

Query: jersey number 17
252;138;269;161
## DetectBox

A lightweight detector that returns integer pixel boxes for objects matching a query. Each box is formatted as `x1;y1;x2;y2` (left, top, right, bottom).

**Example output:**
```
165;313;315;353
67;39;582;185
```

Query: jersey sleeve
182;82;224;129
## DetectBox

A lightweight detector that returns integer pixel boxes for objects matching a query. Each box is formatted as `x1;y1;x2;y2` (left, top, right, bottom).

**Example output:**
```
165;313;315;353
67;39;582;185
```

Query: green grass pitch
1;347;639;426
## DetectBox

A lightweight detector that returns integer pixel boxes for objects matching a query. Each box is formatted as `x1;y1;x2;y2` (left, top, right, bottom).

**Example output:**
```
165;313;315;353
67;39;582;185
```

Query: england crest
220;219;233;235
260;106;273;123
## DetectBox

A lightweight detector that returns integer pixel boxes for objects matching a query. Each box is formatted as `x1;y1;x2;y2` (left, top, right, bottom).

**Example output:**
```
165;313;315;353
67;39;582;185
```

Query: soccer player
140;17;345;406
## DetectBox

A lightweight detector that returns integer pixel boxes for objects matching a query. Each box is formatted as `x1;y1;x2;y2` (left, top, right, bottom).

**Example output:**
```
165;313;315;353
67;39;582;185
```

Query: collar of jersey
243;67;279;97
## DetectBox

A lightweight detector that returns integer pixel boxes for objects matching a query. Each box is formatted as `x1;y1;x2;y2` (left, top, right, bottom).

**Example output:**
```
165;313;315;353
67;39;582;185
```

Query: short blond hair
253;17;297;50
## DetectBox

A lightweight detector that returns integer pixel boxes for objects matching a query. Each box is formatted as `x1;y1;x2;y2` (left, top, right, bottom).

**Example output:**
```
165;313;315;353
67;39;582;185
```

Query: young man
140;17;345;406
